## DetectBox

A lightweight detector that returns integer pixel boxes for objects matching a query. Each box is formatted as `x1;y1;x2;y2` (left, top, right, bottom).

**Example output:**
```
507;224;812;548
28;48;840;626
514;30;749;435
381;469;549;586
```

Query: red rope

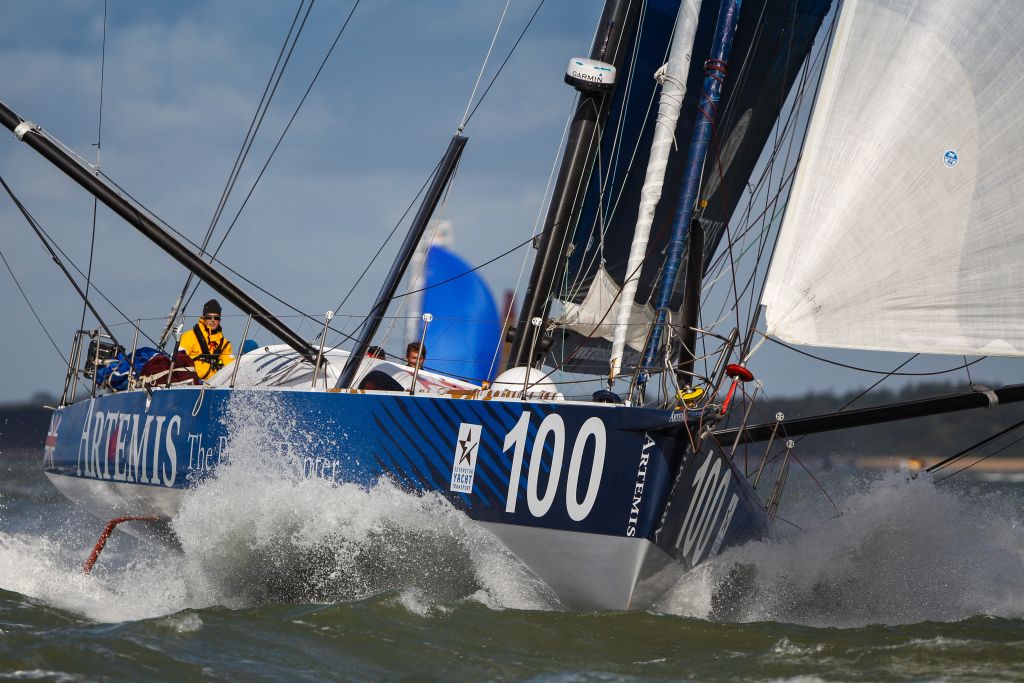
82;515;159;574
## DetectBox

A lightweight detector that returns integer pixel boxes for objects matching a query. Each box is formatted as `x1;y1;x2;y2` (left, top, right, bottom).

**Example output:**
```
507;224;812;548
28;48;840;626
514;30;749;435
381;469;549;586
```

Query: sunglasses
204;315;221;321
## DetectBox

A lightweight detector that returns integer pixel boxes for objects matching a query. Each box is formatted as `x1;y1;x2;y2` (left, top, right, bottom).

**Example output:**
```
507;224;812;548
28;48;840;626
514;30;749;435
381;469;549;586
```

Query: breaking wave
172;390;554;612
0;390;553;623
657;470;1024;627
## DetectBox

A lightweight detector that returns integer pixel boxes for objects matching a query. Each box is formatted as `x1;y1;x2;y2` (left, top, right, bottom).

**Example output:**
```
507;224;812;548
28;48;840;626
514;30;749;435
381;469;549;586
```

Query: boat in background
9;0;1024;610
406;220;503;383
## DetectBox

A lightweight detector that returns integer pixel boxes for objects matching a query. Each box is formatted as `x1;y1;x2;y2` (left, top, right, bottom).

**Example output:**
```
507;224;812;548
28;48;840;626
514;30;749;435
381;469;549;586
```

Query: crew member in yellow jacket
179;299;234;380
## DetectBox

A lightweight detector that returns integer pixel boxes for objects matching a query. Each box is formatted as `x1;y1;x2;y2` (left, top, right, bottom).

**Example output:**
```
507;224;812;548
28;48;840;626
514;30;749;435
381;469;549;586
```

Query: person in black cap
179;299;234;379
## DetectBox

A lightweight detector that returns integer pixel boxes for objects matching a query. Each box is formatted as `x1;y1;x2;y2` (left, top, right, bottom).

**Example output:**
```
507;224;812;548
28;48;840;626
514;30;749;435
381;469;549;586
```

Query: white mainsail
761;0;1024;357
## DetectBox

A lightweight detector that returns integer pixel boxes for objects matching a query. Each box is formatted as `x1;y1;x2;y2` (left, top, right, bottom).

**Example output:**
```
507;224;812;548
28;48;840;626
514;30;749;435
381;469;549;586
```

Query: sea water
1;391;1023;681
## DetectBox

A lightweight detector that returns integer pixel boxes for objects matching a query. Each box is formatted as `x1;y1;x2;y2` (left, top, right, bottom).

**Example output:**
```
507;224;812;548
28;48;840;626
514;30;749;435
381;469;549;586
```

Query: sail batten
762;0;1024;358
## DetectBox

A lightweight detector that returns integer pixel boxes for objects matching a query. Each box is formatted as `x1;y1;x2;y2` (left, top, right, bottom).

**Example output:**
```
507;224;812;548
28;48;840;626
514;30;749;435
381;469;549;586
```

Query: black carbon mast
336;134;468;389
0;100;319;365
505;0;642;369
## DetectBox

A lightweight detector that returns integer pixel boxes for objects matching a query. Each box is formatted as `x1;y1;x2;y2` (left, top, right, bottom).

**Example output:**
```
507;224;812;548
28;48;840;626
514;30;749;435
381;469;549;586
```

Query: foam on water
657;471;1024;626
0;390;553;623
170;390;554;611
0;529;200;623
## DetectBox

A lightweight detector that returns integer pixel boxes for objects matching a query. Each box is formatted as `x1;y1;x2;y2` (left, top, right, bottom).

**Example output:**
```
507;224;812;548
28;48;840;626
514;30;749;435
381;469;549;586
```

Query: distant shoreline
0;403;50;450
833;455;1024;472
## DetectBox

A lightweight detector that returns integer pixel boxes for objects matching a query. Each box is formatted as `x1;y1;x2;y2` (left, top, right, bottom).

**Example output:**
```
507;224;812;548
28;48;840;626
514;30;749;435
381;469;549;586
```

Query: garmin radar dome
564;57;616;93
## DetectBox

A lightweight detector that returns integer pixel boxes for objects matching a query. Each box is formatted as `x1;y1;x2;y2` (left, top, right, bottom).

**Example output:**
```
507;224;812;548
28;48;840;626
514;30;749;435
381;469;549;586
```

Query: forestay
762;0;1024;357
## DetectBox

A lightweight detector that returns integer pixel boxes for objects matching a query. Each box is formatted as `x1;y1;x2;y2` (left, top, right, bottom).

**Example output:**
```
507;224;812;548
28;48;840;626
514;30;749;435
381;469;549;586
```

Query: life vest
179;319;233;379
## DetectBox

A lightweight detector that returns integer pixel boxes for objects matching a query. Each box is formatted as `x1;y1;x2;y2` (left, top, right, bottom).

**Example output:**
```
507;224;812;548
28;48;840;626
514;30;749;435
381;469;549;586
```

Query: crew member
179;299;234;380
405;342;426;369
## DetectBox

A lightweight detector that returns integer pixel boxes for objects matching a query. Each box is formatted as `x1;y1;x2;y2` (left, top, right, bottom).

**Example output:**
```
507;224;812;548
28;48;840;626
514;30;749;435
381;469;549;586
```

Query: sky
1;0;1021;406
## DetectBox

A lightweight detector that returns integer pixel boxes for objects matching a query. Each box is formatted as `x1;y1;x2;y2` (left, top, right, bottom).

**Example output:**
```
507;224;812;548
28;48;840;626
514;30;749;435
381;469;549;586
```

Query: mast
675;217;704;383
641;0;743;374
0;100;319;365
608;0;703;382
505;0;642;370
336;134;467;389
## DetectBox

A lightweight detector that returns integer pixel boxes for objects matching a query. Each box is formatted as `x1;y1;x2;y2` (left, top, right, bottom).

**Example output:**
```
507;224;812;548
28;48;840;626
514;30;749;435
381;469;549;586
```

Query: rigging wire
531;4;818;390
530;1;645;340
329;160;440;325
375;152;466;352
561;16;666;306
333;0;549;358
736;351;922;515
766;335;986;377
458;0;513;132
0;171;157;348
327;0;548;350
548;1;820;390
489;97;578;380
927;417;1024;476
163;0;315;345
179;0;361;319
0;246;66;364
734;0;811;342
78;0;108;343
7;7;347;347
691;0;835;353
203;0;313;250
699;8;834;355
531;15;655;380
88;155;423;351
738;8;839;360
0;176;158;347
0;175;121;350
391;230;540;301
937;429;1024;482
461;0;547;128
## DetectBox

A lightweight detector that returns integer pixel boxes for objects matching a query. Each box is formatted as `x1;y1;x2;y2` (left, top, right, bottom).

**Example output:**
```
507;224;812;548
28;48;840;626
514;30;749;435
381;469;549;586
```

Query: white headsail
762;0;1024;357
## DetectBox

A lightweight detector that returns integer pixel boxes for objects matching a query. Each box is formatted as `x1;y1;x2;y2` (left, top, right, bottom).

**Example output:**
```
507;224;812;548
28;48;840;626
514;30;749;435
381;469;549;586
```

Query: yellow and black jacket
179;318;234;379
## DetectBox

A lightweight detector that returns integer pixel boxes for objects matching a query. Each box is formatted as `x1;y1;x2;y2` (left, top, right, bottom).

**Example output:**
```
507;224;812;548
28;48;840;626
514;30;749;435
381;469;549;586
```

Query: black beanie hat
203;299;222;316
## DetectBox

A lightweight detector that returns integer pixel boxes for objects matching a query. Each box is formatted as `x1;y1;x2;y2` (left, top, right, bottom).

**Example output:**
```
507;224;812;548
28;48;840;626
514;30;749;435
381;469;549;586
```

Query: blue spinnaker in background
419;245;501;382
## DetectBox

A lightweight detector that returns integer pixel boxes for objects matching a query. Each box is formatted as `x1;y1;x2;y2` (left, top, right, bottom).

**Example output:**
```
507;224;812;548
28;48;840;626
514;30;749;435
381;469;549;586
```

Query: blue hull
44;388;767;608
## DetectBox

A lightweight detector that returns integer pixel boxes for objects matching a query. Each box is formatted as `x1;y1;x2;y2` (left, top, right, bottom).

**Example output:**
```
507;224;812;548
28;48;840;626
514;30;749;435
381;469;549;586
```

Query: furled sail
606;0;702;382
761;0;1024;357
549;0;831;375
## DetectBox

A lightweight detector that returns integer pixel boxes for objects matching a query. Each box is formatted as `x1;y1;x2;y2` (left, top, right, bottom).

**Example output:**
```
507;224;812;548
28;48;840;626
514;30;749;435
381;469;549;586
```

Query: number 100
503;412;606;521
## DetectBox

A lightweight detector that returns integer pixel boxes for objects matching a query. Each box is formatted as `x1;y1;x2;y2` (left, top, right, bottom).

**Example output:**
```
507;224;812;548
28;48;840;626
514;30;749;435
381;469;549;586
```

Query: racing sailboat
7;0;1024;610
